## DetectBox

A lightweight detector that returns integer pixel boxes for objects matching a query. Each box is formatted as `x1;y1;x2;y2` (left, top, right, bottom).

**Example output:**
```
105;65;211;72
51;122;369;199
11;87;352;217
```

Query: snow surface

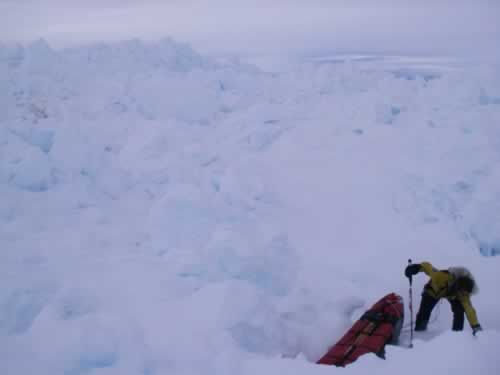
1;39;500;375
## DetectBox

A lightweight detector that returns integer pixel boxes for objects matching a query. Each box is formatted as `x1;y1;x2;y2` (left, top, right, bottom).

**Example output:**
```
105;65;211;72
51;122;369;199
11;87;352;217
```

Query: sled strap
340;322;378;366
361;311;399;325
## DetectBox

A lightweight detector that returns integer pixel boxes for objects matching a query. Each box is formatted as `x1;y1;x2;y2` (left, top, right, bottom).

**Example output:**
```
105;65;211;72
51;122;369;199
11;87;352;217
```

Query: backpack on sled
317;293;404;367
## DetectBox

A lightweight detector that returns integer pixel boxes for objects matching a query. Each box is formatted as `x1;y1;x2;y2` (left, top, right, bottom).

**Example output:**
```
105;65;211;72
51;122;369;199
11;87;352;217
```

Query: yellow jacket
420;262;479;327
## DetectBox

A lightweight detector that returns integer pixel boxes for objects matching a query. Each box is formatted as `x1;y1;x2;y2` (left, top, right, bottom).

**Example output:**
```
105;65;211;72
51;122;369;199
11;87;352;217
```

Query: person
405;261;482;335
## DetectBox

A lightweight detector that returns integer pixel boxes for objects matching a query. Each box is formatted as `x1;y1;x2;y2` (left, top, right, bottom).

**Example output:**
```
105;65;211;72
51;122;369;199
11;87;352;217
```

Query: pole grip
408;258;413;285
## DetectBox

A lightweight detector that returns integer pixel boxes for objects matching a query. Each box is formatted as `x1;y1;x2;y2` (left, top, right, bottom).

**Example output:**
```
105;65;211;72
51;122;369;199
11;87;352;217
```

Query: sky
1;0;499;58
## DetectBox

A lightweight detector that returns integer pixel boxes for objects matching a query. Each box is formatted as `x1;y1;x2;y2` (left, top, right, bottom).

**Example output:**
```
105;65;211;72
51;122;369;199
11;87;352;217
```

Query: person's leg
415;293;438;331
450;299;465;331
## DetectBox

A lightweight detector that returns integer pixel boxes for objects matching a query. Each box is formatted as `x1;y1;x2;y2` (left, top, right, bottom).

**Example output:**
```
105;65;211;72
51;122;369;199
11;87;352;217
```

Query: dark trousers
415;293;465;331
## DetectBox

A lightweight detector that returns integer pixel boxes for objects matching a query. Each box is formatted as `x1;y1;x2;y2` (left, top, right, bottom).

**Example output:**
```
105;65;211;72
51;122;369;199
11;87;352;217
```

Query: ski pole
408;258;414;348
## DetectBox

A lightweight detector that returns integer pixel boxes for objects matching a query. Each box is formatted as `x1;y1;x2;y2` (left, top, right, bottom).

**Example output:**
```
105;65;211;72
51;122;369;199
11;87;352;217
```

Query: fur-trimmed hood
448;266;479;295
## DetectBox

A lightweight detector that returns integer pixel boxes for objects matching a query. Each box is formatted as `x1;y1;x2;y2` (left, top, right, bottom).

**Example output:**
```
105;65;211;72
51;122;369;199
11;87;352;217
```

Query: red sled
317;293;404;367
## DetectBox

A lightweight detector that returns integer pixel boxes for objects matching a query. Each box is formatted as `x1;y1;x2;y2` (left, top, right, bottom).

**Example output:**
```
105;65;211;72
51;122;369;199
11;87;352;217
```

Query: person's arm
420;262;437;277
458;293;481;330
405;261;435;278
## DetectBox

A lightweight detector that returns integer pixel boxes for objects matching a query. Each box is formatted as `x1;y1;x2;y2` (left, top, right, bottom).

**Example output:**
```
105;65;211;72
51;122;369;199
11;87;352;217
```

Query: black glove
405;264;421;278
472;324;482;336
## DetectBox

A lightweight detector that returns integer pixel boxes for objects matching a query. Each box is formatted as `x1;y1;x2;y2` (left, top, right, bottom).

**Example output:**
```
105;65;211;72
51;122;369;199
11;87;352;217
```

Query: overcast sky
1;0;499;57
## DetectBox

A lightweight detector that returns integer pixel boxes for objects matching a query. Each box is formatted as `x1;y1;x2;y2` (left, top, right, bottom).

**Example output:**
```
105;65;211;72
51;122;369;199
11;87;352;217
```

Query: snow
1;38;500;375
241;330;500;375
